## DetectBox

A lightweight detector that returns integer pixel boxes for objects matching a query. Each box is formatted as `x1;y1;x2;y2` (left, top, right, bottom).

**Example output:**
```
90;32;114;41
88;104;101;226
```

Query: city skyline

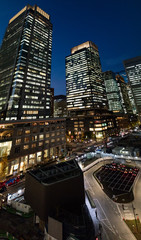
0;3;141;240
0;0;141;95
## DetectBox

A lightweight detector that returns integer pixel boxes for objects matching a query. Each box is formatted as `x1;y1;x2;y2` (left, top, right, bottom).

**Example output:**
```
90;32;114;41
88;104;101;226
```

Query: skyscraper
65;42;118;141
0;5;52;120
116;74;132;114
123;56;141;114
65;41;107;112
103;71;123;113
126;83;137;115
103;71;132;114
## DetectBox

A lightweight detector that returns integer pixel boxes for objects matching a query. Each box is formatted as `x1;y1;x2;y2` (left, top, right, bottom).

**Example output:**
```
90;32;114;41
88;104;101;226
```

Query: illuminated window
23;145;29;150
39;134;44;140
39;142;43;146
25;130;30;134
16;138;21;145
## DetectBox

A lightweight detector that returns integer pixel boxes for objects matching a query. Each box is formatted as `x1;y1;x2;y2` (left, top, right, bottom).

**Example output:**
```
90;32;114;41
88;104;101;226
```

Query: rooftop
123;56;141;66
28;160;82;185
71;41;98;54
0;117;65;127
9;5;50;24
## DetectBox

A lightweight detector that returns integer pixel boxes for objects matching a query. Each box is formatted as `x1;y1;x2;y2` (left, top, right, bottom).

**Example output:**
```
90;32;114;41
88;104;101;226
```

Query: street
1;153;141;240
84;156;141;240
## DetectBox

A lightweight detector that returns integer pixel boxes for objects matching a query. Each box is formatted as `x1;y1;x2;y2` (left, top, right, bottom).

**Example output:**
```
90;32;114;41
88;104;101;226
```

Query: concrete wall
11;200;31;213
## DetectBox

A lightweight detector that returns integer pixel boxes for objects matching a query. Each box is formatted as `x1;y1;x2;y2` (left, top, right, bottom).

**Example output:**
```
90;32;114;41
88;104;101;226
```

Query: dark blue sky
0;0;141;95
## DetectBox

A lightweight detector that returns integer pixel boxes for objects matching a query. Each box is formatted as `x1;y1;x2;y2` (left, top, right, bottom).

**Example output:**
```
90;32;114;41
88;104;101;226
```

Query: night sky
0;0;141;95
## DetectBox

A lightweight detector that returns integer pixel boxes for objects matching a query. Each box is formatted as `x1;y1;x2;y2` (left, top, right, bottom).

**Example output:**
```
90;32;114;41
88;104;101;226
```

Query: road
84;160;137;240
2;179;25;198
2;155;141;240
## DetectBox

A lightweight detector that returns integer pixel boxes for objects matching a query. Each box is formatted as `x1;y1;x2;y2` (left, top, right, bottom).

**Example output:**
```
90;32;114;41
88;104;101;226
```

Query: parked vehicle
0;174;24;192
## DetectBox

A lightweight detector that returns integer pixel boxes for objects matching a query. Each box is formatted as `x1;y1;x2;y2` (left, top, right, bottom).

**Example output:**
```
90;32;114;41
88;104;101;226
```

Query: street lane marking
102;220;116;234
116;204;123;220
94;198;116;234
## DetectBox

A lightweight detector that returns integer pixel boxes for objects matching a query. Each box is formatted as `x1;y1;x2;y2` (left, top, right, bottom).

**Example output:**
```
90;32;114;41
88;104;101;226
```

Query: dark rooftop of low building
54;95;66;100
118;133;141;148
28;160;81;185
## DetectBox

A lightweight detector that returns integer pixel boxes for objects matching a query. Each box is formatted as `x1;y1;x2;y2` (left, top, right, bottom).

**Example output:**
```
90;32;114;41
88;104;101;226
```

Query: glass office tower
116;74;132;114
65;41;107;111
103;71;122;113
0;5;52;120
104;71;132;114
123;56;141;114
126;83;137;115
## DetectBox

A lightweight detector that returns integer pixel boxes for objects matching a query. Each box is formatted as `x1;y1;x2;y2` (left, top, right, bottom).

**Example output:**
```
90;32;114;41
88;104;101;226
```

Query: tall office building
103;71;123;113
116;74;132;114
54;95;67;118
65;41;107;112
65;42;118;140
126;83;137;115
50;88;54;117
123;56;141;114
103;71;132;114
0;5;52;120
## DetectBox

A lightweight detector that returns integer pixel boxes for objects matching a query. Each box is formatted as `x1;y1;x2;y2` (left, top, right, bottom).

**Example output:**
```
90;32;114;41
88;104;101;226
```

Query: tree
0;152;8;181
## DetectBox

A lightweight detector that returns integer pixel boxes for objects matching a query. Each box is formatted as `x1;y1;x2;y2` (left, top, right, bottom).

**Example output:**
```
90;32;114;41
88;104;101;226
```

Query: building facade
126;83;137;115
67;109;118;141
0;5;52;120
25;160;95;240
103;71;132;114
50;88;54;117
0;118;66;177
54;95;67;118
65;41;107;112
123;56;141;115
103;71;123;113
116;74;132;114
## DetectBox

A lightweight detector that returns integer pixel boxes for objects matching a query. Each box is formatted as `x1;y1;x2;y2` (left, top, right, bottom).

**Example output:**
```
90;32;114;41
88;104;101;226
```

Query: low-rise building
25;160;95;240
0;118;66;177
67;108;118;141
